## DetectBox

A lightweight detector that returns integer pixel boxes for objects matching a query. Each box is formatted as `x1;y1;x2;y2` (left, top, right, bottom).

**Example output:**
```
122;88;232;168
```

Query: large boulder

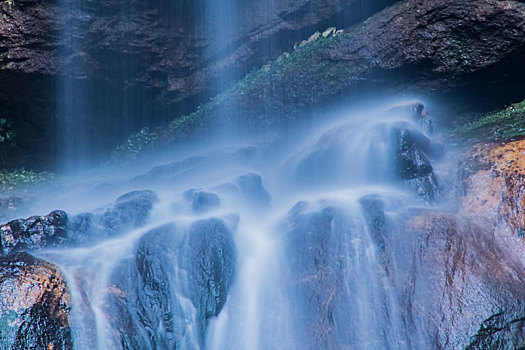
400;211;525;349
281;194;525;349
290;103;439;200
106;216;237;348
0;252;72;349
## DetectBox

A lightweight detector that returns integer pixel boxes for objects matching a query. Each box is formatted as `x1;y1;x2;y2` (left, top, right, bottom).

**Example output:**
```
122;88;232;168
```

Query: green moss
111;30;346;163
110;127;158;162
450;99;525;143
0;169;55;192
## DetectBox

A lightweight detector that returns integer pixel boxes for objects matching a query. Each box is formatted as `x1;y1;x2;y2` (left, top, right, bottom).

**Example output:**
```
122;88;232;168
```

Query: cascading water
58;0;89;174
58;0;155;173
35;101;444;349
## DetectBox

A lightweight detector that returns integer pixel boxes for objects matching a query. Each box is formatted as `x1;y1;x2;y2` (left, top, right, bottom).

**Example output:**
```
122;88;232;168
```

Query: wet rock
359;194;387;250
183;189;221;213
391;123;439;200
133;147;257;184
107;217;236;348
283;188;525;349
460;140;525;235
0;210;68;256
67;190;158;244
283;201;363;349
293;105;439;200
386;102;433;133
466;310;525;349
0;252;72;349
184;218;236;321
235;173;272;208
114;190;159;227
66;212;95;244
401;212;525;349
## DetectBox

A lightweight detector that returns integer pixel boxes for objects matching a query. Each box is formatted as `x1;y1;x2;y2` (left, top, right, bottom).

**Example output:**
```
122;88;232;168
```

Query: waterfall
48;2;446;348
57;0;153;173
36;101;443;349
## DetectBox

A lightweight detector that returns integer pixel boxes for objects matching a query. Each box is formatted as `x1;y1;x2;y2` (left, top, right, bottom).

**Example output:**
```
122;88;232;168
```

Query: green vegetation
450;99;525;143
110;127;158;162
0;117;14;145
0;168;55;192
111;29;345;162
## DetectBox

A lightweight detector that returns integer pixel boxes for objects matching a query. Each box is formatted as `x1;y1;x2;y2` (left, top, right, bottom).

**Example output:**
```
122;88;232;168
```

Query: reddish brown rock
460;140;525;239
0;252;72;349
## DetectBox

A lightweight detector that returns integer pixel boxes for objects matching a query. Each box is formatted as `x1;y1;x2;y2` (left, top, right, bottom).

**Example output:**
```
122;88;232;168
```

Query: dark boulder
0;252;72;350
292;104;439;200
184;218;236;321
183;189;221;213
107;217;237;348
391;123;439;200
234;173;272;208
67;189;158;244
114;190;159;227
0;210;68;256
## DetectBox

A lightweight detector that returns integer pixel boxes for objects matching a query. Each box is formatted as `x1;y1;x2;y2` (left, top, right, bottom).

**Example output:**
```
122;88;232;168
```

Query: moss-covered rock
451;99;525;143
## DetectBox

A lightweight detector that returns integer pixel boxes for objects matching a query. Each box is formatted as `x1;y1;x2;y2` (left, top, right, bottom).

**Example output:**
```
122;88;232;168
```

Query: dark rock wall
0;0;397;169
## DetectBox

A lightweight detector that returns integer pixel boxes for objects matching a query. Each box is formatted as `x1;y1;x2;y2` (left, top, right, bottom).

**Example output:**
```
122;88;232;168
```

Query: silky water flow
36;103;444;349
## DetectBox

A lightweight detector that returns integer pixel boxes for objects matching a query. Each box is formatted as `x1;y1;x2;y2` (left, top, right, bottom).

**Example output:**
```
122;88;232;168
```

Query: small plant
110;127;158;161
0;168;55;192
0;117;14;144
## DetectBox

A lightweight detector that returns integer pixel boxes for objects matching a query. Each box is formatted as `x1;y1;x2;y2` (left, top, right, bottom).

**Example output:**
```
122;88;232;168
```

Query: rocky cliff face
0;0;397;169
114;0;525;162
451;139;525;348
3;0;525;168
